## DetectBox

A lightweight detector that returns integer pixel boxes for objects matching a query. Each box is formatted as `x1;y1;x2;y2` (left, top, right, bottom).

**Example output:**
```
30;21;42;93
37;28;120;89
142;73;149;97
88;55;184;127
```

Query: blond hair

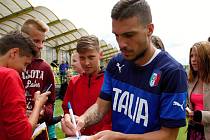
21;18;49;34
76;35;100;53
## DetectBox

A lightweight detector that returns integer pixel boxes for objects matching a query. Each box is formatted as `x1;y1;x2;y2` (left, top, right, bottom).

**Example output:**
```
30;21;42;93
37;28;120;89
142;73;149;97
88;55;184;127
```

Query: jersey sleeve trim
160;118;186;128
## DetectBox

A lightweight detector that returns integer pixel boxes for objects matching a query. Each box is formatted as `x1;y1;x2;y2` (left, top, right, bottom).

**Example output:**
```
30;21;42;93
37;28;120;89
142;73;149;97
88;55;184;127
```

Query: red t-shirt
0;67;32;140
21;58;55;124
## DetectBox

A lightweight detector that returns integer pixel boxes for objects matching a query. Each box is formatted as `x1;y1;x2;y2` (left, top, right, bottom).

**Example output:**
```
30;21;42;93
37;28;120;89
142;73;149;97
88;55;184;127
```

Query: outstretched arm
88;127;179;140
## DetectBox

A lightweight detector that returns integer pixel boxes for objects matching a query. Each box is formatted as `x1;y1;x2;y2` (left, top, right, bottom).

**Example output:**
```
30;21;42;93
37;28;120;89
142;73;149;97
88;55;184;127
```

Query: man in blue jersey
62;0;187;139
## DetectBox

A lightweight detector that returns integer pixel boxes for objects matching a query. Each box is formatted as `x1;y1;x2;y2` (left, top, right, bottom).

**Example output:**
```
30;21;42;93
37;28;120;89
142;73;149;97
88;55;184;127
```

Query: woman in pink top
187;41;210;140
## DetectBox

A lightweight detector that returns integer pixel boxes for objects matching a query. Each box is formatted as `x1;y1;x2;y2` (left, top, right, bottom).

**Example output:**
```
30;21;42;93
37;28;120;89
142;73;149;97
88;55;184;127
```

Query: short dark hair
0;31;37;57
76;35;100;53
111;0;152;26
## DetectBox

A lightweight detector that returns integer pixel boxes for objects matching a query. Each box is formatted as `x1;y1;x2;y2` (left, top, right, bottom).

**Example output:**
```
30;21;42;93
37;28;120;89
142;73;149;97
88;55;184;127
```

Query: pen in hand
68;102;80;139
44;84;52;92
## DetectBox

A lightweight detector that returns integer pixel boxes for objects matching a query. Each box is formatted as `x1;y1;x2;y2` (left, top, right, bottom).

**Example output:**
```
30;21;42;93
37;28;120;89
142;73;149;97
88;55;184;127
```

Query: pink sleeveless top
191;93;204;110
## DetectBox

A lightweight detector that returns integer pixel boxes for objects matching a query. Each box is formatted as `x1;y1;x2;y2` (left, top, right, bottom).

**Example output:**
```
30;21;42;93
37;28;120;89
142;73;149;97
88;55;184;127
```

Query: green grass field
178;127;187;140
54;99;187;140
54;99;65;139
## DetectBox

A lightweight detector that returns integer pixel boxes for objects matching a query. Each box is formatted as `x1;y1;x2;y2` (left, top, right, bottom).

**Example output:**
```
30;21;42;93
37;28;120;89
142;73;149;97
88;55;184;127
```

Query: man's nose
118;37;127;50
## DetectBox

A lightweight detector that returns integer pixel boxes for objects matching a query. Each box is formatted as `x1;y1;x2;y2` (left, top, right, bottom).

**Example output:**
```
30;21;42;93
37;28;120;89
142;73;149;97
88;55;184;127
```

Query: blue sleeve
160;67;187;127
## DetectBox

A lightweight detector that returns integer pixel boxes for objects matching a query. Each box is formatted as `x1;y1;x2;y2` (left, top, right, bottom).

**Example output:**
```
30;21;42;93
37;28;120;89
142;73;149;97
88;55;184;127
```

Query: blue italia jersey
100;51;187;134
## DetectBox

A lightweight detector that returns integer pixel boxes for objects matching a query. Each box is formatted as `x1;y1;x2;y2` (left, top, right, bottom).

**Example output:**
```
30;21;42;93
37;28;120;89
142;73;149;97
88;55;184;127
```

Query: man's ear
146;23;154;36
9;48;19;59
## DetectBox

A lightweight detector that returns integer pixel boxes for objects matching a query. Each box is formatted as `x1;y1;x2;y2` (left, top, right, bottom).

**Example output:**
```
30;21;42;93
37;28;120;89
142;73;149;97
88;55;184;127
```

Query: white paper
32;122;47;138
63;135;89;140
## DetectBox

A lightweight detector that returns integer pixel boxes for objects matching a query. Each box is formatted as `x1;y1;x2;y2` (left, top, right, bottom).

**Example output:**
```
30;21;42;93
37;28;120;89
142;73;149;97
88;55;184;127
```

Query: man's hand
61;114;85;136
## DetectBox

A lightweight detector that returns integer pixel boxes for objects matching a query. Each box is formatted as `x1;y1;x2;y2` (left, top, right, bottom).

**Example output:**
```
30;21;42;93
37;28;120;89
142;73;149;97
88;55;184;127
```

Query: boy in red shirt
62;35;112;135
0;31;50;140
